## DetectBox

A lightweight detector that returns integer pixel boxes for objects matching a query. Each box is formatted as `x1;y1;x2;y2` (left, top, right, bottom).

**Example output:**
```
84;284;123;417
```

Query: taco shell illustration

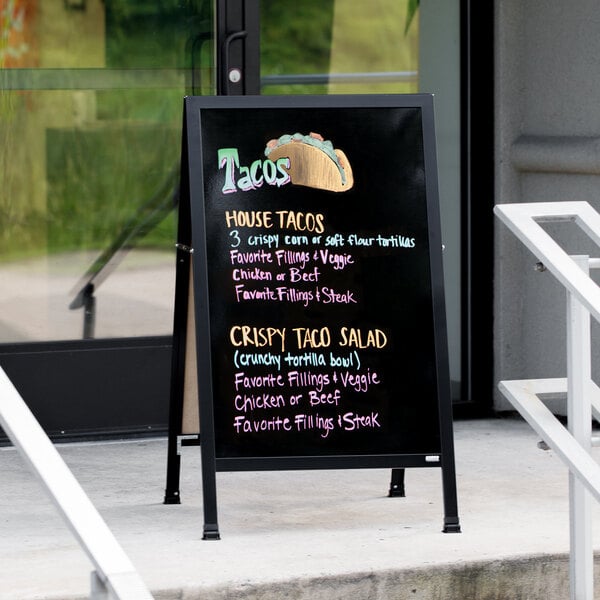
265;132;353;192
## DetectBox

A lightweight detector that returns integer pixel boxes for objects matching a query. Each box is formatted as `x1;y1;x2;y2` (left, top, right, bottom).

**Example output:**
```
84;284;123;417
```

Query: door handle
221;29;247;94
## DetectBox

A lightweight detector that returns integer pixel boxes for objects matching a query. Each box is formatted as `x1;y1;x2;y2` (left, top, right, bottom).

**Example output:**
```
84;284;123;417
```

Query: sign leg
164;434;182;504
441;458;461;532
388;468;406;497
201;443;220;540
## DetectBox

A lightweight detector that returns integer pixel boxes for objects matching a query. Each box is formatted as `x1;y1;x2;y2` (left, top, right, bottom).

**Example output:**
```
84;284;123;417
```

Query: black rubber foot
443;519;461;533
203;525;221;540
163;491;181;505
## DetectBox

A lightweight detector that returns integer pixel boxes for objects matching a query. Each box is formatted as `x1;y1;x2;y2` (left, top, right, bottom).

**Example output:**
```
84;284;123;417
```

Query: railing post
566;256;593;600
90;571;110;600
0;367;154;599
493;203;600;600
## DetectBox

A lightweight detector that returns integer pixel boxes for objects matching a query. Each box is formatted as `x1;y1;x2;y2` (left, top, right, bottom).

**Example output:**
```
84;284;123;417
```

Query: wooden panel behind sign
181;264;199;435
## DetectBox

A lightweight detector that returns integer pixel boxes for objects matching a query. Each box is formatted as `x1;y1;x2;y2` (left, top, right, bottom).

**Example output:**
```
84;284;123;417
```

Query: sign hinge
175;243;194;254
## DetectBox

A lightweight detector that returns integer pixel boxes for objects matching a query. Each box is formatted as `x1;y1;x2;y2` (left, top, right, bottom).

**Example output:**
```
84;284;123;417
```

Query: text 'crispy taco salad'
264;132;354;193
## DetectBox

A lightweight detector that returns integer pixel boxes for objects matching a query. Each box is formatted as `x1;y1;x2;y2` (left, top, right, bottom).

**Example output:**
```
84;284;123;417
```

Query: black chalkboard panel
173;95;459;537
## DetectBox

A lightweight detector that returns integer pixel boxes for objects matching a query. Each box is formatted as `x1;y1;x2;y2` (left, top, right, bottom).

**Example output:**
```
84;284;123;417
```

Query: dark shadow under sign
165;94;460;539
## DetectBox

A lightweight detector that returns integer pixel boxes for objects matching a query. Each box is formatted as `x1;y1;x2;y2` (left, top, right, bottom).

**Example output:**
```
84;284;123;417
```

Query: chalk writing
224;210;325;233
220;204;420;443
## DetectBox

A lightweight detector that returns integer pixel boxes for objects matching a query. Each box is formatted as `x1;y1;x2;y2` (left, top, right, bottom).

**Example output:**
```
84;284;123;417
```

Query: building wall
495;1;600;410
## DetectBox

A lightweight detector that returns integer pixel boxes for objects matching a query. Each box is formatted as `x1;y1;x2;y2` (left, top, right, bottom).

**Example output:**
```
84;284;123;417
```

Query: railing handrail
0;367;153;599
495;201;600;600
498;378;600;500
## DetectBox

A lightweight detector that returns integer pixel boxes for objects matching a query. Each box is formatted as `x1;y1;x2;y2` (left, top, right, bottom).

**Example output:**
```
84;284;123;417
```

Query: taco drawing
264;132;353;192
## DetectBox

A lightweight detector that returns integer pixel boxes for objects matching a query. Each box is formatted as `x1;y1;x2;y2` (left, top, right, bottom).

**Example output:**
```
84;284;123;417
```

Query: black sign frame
169;94;460;539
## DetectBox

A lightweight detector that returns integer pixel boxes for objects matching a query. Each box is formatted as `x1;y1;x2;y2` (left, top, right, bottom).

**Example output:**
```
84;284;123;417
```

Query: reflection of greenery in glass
1;0;418;261
261;0;418;96
104;0;204;69
0;1;214;262
46;125;177;252
260;0;334;95
405;0;419;34
57;0;211;254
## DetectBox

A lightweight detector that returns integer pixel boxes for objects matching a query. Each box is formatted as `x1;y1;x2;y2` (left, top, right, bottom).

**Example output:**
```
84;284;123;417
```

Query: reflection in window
260;0;418;95
0;0;213;342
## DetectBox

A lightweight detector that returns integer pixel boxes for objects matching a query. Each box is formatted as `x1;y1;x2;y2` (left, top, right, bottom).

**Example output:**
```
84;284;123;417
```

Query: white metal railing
0;367;153;600
495;201;600;600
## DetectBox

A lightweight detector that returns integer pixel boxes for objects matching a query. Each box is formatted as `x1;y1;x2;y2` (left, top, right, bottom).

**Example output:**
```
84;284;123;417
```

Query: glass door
0;0;217;438
257;0;463;402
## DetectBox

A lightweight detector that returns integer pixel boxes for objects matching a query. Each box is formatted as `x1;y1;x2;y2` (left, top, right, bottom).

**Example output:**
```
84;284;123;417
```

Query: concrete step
2;417;600;599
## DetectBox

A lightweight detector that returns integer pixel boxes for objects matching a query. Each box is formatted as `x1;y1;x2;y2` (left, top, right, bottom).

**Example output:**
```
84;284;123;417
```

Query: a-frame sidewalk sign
164;94;461;540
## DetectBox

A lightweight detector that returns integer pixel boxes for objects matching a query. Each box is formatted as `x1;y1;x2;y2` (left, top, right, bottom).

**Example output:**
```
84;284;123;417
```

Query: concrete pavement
1;416;600;599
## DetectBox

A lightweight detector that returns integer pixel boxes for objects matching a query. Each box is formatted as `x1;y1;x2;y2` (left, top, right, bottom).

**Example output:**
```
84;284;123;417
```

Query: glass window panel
0;0;214;343
260;0;462;398
260;0;418;95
